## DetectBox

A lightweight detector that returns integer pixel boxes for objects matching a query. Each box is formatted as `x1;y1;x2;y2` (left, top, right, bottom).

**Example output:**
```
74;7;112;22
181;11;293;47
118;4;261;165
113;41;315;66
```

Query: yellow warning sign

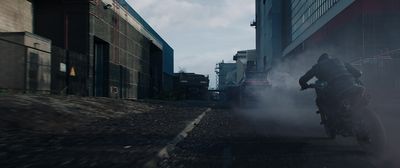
69;67;76;77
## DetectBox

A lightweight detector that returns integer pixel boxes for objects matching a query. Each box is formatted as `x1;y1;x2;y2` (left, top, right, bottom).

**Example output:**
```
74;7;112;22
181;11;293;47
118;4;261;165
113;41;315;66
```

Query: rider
299;53;362;108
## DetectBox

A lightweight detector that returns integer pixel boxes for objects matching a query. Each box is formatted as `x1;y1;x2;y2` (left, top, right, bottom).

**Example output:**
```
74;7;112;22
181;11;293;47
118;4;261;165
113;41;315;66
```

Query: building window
290;0;343;40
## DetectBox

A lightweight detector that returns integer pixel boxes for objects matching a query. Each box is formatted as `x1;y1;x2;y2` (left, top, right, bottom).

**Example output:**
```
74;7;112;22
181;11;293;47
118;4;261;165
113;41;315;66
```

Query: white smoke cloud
234;53;326;137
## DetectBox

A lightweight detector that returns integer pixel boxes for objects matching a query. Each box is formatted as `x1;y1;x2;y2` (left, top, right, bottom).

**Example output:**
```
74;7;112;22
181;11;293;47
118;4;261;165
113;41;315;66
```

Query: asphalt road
160;108;392;168
1;95;398;168
0;95;208;168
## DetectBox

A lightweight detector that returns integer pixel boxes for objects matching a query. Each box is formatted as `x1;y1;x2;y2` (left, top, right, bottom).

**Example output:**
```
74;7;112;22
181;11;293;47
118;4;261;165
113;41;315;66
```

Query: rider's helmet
318;53;330;63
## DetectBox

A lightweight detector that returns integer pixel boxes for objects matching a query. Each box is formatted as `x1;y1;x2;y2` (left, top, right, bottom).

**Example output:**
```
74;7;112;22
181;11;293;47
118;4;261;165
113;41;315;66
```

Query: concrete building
255;0;285;72
0;0;33;33
173;73;209;100
256;0;400;97
215;50;256;90
0;32;51;93
0;0;52;93
233;49;257;84
215;62;236;90
33;0;174;99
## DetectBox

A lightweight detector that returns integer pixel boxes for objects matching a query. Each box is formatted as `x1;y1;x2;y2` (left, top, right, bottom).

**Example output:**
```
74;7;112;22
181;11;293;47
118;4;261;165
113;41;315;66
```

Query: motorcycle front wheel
320;112;336;139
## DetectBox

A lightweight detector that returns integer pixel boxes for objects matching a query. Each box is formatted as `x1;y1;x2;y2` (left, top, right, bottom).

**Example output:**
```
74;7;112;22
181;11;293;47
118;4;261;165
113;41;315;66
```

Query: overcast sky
127;0;255;88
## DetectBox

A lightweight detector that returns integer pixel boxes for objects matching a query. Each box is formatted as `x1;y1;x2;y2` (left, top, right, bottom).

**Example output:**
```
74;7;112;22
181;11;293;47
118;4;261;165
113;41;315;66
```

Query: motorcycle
303;80;386;154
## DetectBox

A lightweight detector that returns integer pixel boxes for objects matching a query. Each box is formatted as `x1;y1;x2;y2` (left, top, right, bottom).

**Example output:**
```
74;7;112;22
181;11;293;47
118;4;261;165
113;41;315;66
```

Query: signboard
111;86;119;94
69;67;76;77
60;63;66;72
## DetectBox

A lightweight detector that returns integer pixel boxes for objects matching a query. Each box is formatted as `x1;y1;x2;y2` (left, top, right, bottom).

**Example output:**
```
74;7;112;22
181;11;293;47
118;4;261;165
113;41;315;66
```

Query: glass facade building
290;0;340;41
256;0;356;69
256;0;400;97
283;0;356;56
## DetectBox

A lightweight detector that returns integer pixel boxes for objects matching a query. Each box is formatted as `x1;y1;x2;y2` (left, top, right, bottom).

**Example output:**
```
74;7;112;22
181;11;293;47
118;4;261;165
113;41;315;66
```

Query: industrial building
0;0;174;99
233;49;257;84
215;50;257;91
173;73;209;100
214;50;260;104
0;0;52;93
215;62;236;90
0;32;51;93
215;49;257;91
256;0;400;97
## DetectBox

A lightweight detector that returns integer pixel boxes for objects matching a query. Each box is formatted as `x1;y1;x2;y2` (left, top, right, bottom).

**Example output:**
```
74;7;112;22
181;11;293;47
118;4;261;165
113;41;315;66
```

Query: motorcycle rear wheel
354;108;386;155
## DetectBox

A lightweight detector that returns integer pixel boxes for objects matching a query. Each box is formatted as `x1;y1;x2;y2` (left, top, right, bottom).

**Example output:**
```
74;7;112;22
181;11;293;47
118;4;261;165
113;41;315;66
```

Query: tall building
283;0;358;57
233;49;257;84
255;0;285;72
215;62;236;90
256;0;400;96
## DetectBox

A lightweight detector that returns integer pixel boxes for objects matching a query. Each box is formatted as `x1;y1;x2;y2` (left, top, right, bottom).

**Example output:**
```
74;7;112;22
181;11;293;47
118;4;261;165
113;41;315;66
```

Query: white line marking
144;108;211;168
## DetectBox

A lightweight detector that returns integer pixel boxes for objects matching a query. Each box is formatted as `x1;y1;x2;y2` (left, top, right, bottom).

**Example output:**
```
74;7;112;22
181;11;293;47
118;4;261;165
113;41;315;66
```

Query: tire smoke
234;52;325;137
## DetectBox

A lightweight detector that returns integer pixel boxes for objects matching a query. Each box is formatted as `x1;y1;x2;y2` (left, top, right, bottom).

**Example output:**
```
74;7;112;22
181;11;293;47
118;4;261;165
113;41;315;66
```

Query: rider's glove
300;84;309;90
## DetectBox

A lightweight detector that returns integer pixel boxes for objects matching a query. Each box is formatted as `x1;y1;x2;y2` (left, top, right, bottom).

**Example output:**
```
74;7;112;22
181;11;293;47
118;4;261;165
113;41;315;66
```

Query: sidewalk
0;94;207;168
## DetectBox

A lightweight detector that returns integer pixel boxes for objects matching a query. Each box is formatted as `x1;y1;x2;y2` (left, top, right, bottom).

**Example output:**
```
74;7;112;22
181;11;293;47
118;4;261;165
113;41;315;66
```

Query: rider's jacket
299;58;362;99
